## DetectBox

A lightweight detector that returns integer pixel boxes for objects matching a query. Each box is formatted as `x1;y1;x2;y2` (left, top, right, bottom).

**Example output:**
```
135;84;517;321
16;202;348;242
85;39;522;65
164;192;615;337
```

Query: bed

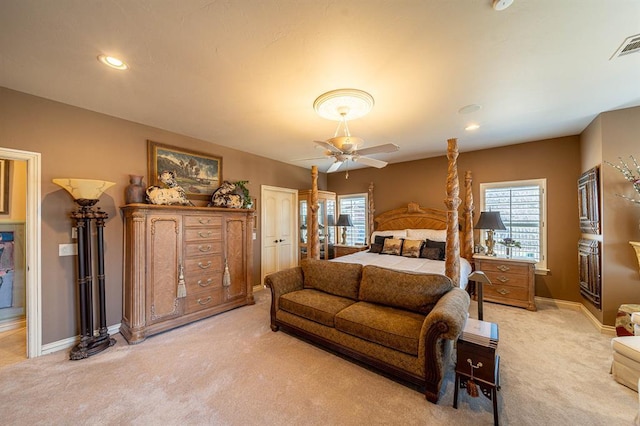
308;138;474;288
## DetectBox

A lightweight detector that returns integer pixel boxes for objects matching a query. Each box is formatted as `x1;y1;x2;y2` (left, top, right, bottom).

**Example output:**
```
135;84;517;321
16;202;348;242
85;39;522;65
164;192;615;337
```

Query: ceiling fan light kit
312;88;398;176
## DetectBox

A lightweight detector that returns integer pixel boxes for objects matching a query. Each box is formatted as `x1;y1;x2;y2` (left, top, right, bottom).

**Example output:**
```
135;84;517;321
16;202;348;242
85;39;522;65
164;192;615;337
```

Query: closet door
261;186;297;284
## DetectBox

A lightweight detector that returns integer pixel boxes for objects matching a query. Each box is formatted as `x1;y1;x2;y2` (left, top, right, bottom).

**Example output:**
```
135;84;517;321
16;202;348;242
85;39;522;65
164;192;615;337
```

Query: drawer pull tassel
466;359;483;398
496;276;509;283
198;231;213;238
198;261;212;269
497;288;510;295
198;278;213;287
198;244;212;252
197;296;212;305
223;258;231;288
497;265;510;272
177;264;186;298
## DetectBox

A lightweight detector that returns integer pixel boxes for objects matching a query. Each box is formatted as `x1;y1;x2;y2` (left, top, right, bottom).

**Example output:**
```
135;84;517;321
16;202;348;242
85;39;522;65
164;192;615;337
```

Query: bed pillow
406;228;447;242
420;246;441;260
401;239;423;258
374;235;393;245
381;238;403;255
370;230;407;242
368;243;383;253
425;239;446;260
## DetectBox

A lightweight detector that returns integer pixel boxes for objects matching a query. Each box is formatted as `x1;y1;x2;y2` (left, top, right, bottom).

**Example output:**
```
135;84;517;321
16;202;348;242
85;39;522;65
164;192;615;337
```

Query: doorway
0;147;41;359
260;186;298;284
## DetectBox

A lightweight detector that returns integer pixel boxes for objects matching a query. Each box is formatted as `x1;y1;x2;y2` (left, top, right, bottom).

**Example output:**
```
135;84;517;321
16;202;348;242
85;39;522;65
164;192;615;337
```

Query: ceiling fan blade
355;143;400;156
355;156;388;168
291;156;330;162
326;160;344;173
314;140;342;154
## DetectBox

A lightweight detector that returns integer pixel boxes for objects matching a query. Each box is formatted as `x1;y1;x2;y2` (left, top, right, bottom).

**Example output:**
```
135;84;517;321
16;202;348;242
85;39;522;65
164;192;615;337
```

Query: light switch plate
59;243;77;256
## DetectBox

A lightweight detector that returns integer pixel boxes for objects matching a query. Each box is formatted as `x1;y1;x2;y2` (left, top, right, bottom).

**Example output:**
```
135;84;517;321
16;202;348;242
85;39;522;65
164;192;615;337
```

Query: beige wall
0;87;326;344
329;136;583;304
581;106;640;325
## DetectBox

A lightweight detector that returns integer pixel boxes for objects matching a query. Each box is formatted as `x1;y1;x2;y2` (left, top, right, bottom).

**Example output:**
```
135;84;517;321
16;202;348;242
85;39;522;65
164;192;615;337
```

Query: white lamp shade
53;178;115;201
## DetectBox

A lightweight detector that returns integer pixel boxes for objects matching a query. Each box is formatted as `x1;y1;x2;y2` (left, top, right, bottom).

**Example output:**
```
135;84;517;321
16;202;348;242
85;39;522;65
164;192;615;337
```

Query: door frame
260;185;298;285
0;147;41;358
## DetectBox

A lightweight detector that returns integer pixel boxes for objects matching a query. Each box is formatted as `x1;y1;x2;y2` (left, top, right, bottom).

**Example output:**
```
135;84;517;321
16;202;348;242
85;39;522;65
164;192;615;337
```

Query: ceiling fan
311;89;399;175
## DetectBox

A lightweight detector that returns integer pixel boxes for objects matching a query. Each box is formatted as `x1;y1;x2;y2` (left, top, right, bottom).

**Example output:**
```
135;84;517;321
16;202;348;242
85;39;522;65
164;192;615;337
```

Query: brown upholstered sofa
265;258;470;403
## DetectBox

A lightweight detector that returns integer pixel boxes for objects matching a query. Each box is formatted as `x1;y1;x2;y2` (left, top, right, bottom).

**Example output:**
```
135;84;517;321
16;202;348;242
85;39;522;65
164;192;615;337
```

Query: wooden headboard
374;202;448;231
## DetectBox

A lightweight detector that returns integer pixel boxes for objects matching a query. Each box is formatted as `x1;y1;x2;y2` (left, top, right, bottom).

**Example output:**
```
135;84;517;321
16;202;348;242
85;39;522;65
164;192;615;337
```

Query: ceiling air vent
611;33;640;59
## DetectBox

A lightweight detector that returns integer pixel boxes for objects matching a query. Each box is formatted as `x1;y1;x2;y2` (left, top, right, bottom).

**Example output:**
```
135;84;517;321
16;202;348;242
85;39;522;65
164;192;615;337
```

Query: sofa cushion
335;301;425;356
359;266;453;315
301;258;362;299
279;289;356;327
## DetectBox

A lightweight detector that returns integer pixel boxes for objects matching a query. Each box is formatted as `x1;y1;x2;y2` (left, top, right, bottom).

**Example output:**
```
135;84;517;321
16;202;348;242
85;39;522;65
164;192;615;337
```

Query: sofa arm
419;287;470;402
423;287;470;341
264;266;304;331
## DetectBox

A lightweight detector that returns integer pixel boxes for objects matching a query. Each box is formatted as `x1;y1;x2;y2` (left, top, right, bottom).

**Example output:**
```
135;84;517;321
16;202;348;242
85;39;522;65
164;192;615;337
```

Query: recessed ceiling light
465;124;480;131
97;54;129;70
458;104;482;114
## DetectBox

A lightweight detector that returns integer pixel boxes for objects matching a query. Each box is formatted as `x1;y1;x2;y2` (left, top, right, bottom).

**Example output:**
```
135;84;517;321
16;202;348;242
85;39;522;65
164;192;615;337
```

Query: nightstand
473;255;537;311
334;244;368;258
453;318;500;426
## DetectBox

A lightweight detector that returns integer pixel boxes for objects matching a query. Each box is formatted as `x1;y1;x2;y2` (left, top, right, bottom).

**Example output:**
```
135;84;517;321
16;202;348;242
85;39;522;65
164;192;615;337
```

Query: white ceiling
1;1;639;172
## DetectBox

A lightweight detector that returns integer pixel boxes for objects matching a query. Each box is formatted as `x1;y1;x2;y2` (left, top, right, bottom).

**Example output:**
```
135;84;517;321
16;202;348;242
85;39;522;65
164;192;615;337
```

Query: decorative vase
125;175;146;204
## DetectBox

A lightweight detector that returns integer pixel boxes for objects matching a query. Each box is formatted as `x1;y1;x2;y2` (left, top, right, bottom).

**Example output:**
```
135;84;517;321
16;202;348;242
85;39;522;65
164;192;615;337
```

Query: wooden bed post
368;182;375;244
309;166;320;259
462;170;474;262
445;138;461;287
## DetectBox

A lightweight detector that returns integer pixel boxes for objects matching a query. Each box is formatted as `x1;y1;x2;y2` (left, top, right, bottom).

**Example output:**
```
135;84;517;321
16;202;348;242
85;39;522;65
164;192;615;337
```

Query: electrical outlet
59;243;77;256
71;227;77;239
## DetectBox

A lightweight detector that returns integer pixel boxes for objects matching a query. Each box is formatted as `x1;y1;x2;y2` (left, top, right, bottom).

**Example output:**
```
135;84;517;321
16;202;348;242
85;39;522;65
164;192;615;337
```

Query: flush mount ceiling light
492;0;513;11
313;89;374;121
97;54;129;70
465;123;481;131
458;104;482;114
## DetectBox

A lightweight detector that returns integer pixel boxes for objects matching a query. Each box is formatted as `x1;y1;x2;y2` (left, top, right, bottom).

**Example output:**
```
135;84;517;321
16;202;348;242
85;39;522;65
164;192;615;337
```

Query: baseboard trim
41;323;121;356
0;318;26;333
535;296;616;336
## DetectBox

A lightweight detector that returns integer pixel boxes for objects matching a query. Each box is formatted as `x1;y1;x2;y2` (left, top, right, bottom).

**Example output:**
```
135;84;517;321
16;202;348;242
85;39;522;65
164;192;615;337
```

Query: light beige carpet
0;288;636;425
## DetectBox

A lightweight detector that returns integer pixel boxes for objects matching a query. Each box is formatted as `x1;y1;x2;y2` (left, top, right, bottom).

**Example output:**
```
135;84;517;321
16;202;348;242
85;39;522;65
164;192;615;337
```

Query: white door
261;186;297;285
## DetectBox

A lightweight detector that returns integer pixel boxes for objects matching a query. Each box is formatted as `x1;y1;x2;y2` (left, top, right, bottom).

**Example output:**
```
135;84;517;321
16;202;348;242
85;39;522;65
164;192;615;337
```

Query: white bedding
330;250;472;289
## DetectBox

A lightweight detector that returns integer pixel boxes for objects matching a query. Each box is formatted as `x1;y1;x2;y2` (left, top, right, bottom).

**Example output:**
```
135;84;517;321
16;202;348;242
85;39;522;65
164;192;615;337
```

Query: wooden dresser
473;255;537;311
120;204;254;344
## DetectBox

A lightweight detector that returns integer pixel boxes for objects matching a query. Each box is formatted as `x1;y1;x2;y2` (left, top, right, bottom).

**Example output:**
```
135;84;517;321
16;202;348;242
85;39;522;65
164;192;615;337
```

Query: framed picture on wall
0;159;10;214
578;166;600;234
147;140;222;201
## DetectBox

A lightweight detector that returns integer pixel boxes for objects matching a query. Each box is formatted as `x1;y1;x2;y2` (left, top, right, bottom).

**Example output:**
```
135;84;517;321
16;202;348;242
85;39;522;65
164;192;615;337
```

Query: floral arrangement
605;155;640;205
499;237;521;248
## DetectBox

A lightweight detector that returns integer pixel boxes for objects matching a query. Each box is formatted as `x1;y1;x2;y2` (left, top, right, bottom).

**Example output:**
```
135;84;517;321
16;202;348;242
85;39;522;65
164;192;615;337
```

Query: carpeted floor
0;288;636;425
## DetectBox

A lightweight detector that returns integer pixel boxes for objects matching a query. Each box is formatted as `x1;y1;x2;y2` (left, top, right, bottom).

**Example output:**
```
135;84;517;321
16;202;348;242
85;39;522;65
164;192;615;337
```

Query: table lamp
336;214;353;245
474;211;506;256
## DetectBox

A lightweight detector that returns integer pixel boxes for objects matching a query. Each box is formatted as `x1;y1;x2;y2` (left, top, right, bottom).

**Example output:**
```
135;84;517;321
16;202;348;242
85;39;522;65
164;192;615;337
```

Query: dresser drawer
484;283;530;302
185;241;222;257
184;256;222;273
482;271;529;289
184;215;222;228
185;287;224;313
185;271;223;292
184;228;222;242
476;261;530;276
456;340;497;384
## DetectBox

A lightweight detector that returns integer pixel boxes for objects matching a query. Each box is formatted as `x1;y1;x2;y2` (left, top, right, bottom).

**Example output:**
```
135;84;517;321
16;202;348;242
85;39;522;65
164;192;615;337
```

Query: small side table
453;318;500;426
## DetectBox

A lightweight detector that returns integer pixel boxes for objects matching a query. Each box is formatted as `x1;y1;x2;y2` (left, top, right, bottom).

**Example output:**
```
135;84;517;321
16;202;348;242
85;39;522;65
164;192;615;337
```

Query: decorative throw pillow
374;235;393;245
368;243;383;254
401;239;423;258
425;239;446;260
420;246;441;260
381;238;403;255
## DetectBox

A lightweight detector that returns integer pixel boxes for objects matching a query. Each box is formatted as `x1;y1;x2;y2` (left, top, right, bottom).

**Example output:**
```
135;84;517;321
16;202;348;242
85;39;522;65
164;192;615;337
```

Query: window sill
535;268;550;276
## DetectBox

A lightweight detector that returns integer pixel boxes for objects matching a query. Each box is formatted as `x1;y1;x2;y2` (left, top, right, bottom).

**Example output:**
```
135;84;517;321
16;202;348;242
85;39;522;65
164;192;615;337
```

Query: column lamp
336;214;353;245
53;178;116;360
474;211;506;256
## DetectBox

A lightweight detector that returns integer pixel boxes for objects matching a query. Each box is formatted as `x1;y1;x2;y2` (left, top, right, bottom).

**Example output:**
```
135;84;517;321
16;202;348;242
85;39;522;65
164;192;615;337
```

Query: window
480;179;547;271
337;193;368;246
